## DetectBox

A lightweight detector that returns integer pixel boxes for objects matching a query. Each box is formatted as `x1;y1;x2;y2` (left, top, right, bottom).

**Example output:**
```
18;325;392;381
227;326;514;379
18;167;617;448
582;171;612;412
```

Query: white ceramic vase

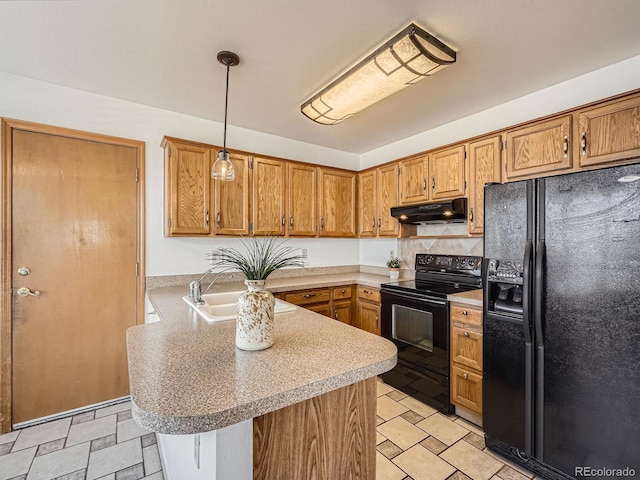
389;268;400;280
236;279;275;351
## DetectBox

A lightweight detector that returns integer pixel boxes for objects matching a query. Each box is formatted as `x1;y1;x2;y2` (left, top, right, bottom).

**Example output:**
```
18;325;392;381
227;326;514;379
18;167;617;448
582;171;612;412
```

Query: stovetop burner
381;254;483;297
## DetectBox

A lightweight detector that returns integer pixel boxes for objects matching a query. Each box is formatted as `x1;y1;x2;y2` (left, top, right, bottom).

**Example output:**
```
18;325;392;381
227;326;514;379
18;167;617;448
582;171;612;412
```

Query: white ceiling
1;0;640;154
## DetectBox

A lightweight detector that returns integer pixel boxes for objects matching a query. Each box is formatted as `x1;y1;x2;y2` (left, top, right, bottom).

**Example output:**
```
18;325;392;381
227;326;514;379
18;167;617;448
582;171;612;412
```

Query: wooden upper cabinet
162;137;212;236
287;163;317;236
399;155;429;205
429;145;466;200
467;135;502;235
505;115;572;181
252;157;286;236
357;170;377;238
376;164;399;237
213;151;251;236
318;168;356;237
576;93;640;168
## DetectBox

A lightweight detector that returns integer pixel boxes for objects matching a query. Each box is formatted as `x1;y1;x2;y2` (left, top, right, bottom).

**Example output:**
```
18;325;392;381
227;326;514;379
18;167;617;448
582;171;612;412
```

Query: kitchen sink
182;291;296;323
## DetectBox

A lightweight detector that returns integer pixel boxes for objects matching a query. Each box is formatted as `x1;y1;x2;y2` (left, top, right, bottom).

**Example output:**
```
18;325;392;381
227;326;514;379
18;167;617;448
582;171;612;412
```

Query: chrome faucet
189;270;232;305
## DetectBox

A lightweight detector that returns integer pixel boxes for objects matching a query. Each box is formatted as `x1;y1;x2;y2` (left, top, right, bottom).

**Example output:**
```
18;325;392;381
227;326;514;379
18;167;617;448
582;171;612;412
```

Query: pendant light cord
222;62;230;154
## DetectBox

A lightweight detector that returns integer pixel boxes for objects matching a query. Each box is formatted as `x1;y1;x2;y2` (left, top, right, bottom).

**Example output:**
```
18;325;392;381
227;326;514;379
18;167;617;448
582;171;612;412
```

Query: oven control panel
415;254;482;276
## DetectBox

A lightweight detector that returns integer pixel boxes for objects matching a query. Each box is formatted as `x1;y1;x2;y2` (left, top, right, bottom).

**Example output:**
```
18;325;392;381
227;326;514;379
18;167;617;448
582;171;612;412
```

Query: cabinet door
288;163;317;236
451;325;483;371
318;168;356;237
213;151;250;235
468;136;502;235
429;145;466;200
376;164;399;237
505;115;572;180
252;157;286;236
164;139;211;235
450;365;482;414
357;170;377;237
357;302;381;335
577;94;640;167
332;300;352;325
399;155;429;205
306;303;332;317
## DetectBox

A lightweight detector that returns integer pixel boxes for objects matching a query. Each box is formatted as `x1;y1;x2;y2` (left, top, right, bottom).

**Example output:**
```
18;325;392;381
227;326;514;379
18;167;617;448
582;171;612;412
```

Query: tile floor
0;380;537;480
0;401;161;480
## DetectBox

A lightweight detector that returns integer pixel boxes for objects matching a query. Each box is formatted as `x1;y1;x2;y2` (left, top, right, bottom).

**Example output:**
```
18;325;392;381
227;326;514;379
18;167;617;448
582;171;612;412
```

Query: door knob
16;287;40;297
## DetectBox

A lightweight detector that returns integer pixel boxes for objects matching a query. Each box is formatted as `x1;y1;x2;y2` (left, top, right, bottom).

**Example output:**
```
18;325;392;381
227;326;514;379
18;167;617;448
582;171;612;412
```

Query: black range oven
380;254;482;413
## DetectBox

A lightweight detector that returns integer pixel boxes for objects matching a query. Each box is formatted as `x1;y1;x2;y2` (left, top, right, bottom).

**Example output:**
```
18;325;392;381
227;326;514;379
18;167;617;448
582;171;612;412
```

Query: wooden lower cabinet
450;302;483;417
283;287;332;318
253;377;376;479
355;286;381;335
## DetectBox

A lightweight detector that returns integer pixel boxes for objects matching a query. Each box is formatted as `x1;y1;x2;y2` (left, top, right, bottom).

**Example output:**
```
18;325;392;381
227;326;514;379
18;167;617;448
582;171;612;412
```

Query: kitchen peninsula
126;286;397;480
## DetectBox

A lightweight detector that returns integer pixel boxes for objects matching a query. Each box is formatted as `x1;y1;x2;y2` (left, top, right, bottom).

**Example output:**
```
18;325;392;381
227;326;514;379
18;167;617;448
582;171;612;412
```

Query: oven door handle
381;289;447;306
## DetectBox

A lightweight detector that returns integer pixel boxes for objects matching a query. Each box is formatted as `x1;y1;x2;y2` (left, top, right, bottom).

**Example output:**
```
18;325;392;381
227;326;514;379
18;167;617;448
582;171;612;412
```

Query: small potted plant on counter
387;255;402;280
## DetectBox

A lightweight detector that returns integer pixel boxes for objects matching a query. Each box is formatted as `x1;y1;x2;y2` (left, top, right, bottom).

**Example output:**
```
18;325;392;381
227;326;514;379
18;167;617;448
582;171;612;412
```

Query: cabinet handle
462;310;468;315
302;293;316;298
320;217;324;231
216;212;221;227
289;216;294;228
378;217;381;229
363;289;373;295
463;373;468;380
469;208;474;224
431;177;435;190
581;131;587;156
282;215;286;227
376;315;380;328
464;331;469;337
334;311;338;320
563;135;569;159
205;209;209;227
341;289;346;294
372;217;376;230
423;178;427;192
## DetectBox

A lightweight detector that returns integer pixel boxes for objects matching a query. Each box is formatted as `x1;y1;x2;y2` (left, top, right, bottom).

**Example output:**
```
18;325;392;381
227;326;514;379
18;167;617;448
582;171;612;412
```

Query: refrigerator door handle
522;240;533;344
534;240;546;460
522;239;534;456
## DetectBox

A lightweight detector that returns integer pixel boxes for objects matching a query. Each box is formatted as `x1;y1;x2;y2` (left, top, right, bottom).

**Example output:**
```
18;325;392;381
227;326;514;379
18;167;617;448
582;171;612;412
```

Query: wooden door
357;170;376;238
3;120;143;428
468;136;502;235
162;137;211;235
576;94;640;168
451;326;483;371
332;300;352;325
318;168;356;237
399;155;429;205
287;163;317;236
450;365;482;414
429;145;466;200
504;115;572;180
252;157;286;236
376;164;399;237
213;151;250;235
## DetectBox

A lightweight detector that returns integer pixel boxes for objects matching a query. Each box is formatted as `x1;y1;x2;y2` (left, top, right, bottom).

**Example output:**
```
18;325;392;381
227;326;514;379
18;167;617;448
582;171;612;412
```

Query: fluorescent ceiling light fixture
301;23;456;125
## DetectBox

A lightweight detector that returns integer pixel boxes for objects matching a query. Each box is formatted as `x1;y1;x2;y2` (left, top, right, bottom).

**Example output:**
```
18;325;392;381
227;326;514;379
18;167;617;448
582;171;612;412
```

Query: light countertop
127;283;397;435
448;288;483;308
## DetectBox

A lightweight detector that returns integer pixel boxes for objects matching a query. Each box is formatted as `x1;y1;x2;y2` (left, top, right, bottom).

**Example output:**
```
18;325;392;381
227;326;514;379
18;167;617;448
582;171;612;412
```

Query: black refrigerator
482;162;640;480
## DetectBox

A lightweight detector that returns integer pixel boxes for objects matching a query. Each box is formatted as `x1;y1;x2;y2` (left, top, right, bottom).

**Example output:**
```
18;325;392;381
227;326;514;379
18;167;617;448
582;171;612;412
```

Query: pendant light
211;51;240;181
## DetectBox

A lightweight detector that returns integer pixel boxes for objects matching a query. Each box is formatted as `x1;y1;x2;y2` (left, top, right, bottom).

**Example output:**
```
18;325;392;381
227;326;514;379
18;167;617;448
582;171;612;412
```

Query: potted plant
387;255;402;280
208;236;305;351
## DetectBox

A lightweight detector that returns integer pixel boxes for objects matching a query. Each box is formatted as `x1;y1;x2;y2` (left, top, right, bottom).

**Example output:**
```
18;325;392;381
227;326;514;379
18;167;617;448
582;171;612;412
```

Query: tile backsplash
398;224;483;270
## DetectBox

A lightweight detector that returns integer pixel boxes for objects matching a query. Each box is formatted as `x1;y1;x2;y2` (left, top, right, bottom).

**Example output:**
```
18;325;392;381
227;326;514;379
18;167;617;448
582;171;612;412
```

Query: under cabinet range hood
391;198;467;224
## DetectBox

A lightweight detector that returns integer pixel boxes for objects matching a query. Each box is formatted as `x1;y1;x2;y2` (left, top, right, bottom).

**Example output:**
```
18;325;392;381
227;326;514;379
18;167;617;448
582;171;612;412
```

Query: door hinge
168;147;172;157
168;218;172;228
464;180;467;190
249;158;254;169
464;150;467;160
501;141;505;150
397;166;401;175
135;168;139;182
136;262;139;277
249;222;253;235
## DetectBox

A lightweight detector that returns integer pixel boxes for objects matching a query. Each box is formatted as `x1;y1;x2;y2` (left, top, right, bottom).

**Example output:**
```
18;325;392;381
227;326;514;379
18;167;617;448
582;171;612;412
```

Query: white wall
3;54;639;276
0;71;360;275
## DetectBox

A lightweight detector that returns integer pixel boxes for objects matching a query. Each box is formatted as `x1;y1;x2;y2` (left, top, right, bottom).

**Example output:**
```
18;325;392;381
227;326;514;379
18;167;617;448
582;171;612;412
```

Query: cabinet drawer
306;303;332;317
451;326;483;372
451;365;482;414
357;286;380;303
332;285;353;300
450;304;482;326
284;288;331;306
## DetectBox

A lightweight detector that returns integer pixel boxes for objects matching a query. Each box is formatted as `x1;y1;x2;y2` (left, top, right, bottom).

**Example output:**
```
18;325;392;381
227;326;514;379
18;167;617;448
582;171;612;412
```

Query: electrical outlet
300;248;308;259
